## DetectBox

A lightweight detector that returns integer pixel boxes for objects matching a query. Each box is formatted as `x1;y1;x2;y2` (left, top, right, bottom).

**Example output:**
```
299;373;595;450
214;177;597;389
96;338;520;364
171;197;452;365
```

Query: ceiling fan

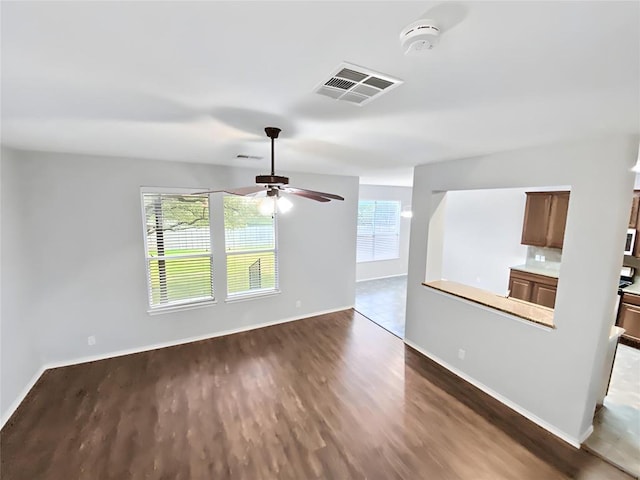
196;127;344;212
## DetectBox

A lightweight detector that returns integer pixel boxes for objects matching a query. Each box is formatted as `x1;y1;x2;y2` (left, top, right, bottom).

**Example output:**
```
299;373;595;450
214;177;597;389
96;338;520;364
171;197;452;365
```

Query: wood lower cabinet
617;293;640;342
509;277;532;302
531;283;557;309
508;269;558;308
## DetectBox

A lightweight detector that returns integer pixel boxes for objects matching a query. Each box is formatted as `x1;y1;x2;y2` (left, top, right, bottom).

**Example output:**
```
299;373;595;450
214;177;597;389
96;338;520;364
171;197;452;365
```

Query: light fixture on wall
400;205;413;218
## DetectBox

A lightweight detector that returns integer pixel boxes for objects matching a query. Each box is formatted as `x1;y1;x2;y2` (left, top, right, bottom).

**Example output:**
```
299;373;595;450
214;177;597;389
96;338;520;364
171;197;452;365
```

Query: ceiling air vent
314;62;403;106
325;78;356;90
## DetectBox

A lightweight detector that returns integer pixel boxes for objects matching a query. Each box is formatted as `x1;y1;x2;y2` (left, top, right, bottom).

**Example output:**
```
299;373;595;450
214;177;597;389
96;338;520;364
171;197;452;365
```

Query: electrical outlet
88;335;96;346
535;254;541;261
458;348;465;360
295;300;301;308
540;255;545;262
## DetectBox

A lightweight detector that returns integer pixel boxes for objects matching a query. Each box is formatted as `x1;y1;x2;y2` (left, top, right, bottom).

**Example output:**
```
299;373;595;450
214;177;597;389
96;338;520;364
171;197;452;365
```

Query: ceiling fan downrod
257;127;288;185
265;127;280;176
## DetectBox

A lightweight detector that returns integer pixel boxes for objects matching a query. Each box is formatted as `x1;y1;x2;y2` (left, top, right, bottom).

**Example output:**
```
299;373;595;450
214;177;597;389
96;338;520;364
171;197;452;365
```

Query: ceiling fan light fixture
277;196;293;213
258;196;276;216
258;193;294;215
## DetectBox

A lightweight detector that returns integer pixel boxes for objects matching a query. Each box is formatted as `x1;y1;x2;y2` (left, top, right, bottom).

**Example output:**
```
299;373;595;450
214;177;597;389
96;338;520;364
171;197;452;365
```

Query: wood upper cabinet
521;192;569;248
522;190;640;252
629;192;640;229
630;191;640;258
521;193;552;246
508;269;558;308
547;193;569;249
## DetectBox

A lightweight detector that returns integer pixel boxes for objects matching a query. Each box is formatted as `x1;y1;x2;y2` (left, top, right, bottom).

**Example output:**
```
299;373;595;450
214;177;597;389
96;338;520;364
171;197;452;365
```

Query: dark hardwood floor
1;309;631;479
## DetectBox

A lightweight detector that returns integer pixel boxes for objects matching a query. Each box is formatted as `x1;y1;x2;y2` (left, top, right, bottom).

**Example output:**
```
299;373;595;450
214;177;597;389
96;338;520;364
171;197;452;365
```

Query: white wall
356;184;412;281
441;188;529;296
0;148;358;422
1;147;43;423
406;135;638;445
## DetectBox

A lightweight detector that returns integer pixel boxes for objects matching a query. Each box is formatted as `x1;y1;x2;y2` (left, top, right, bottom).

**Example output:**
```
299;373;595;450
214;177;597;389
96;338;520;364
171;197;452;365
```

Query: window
357;200;401;262
224;196;278;298
142;192;214;310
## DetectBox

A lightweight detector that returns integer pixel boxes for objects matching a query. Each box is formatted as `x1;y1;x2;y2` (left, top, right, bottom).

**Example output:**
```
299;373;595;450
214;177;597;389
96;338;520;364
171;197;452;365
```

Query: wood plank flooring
0;309;632;479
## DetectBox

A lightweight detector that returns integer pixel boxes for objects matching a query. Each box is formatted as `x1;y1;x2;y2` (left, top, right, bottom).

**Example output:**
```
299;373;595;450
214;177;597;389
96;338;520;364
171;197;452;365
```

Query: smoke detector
400;19;440;55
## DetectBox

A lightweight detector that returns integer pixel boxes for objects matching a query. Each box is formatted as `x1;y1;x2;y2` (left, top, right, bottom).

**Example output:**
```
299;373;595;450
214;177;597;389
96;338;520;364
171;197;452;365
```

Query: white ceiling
1;1;638;186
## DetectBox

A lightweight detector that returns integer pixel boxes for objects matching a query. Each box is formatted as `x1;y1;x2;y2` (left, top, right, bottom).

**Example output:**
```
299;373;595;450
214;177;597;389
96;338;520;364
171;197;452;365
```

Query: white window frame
223;195;280;301
140;187;216;314
356;199;401;263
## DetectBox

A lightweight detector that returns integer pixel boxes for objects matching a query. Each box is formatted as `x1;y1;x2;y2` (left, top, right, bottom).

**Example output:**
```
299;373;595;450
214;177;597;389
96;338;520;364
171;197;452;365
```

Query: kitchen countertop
423;280;555;329
621;282;640;296
510;264;560;279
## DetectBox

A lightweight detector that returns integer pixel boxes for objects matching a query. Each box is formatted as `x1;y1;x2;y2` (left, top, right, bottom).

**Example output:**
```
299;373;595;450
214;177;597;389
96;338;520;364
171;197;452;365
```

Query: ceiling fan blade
287;191;331;202
283;187;344;201
226;186;267;196
192;186;266;196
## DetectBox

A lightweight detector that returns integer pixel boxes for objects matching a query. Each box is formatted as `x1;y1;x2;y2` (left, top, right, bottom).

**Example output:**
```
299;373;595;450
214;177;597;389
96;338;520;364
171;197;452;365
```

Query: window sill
225;290;281;303
422;280;555;329
147;299;217;316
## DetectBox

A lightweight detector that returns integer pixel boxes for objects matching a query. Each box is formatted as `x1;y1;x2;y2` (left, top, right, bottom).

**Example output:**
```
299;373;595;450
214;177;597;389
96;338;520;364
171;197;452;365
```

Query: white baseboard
356;273;407;282
579;424;594;444
45;305;354;370
1;365;47;429
2;306;353;429
404;339;589;449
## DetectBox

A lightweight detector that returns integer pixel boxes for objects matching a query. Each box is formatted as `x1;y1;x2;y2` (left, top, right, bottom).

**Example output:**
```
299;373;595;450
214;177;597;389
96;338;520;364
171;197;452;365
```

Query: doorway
584;342;640;477
355;184;412;338
355;275;407;338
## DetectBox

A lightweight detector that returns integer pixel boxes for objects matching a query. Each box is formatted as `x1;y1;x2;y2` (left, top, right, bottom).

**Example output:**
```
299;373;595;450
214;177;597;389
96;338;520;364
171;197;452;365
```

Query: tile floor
355;275;407;338
584;343;640;478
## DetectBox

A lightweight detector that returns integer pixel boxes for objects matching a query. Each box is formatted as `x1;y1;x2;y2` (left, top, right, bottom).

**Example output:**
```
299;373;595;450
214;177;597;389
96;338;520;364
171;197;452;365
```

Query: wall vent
314;62;403;106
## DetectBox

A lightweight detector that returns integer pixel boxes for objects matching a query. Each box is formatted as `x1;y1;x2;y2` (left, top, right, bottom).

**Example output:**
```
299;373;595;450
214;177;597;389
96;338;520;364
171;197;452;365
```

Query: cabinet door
521;193;552;246
619;303;640;340
629;192;640;229
546;193;569;249
509;277;532;302
532;283;557;308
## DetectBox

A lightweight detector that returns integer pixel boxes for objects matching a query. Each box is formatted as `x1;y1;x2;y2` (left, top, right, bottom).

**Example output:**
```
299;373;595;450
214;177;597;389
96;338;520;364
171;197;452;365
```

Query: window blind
224;196;278;298
142;193;213;308
357;200;401;262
